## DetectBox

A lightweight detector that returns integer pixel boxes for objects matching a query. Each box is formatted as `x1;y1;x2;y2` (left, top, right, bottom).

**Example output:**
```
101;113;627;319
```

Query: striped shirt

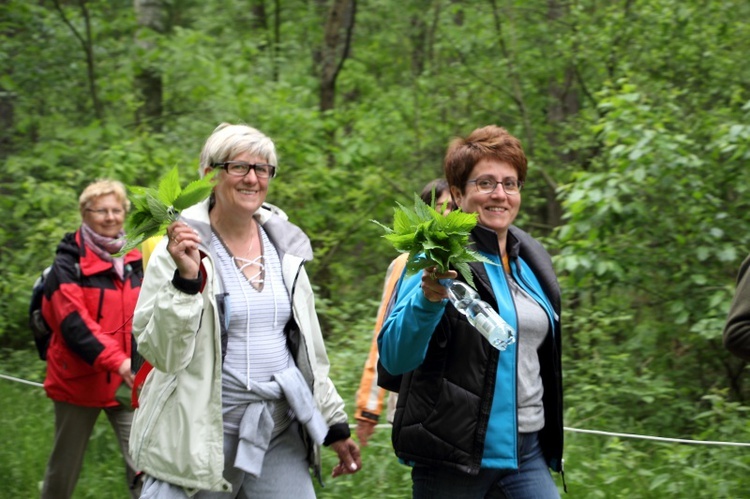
213;226;293;434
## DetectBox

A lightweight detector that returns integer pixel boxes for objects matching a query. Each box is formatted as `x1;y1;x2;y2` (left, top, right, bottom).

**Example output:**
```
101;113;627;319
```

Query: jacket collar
180;199;314;262
465;224;526;299
469;224;522;259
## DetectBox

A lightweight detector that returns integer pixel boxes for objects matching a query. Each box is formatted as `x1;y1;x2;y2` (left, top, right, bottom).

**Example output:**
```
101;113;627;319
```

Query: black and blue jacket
378;224;563;475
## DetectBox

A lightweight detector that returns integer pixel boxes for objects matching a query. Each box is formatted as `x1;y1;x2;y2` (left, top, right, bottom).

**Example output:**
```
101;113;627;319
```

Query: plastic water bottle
442;279;516;351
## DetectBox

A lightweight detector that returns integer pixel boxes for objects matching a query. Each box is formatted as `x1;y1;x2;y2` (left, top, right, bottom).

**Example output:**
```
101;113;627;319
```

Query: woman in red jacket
41;179;143;499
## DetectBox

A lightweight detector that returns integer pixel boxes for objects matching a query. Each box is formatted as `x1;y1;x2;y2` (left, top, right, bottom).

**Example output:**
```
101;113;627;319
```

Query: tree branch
50;0;103;121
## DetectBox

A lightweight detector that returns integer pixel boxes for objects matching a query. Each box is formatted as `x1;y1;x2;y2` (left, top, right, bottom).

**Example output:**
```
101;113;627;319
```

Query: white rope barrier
562;426;750;447
0;372;44;388
3;371;749;447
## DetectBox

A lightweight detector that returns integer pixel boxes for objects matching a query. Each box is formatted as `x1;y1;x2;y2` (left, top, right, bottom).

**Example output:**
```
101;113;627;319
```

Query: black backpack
29;266;53;360
29;262;80;361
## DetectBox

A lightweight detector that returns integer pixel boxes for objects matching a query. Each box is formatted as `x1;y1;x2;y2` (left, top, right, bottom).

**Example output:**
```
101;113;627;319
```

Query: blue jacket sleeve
378;271;447;375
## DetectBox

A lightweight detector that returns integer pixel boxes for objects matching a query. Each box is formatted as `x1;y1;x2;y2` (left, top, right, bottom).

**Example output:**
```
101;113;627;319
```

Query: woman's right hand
167;221;202;279
118;358;135;388
421;266;457;302
355;420;377;447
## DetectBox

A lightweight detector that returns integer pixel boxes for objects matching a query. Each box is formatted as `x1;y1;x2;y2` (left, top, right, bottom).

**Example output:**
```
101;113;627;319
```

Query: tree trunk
319;0;356;113
251;0;281;81
0;0;14;158
51;0;103;122
134;0;169;132
0;82;13;159
543;0;577;230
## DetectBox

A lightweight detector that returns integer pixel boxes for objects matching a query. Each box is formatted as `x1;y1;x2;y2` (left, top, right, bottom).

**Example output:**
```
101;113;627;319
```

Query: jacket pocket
53;345;99;379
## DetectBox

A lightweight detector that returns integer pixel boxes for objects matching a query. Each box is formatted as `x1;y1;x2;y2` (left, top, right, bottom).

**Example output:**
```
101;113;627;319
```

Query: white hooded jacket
129;199;347;493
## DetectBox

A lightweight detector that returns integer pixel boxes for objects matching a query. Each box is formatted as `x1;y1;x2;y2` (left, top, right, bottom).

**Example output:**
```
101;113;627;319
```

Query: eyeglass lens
223;162;275;178
473;177;521;194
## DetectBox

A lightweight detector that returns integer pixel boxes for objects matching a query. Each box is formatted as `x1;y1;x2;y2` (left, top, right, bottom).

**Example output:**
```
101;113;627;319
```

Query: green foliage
0;350;133;498
374;193;493;288
118;168;216;255
3;0;750;494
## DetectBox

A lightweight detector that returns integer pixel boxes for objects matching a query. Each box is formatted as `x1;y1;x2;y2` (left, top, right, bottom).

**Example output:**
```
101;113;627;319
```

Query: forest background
2;0;750;497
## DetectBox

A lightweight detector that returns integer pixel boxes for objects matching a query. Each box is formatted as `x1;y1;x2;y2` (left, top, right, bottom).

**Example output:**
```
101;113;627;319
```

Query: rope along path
3;371;749;447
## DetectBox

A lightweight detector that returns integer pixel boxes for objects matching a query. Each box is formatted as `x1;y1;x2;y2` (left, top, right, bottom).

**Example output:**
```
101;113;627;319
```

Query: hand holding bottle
444;280;516;351
421;268;516;352
421;267;458;302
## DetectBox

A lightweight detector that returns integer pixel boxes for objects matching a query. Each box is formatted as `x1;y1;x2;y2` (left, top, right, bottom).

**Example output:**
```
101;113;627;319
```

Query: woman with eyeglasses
130;123;360;498
379;125;564;498
41;179;144;498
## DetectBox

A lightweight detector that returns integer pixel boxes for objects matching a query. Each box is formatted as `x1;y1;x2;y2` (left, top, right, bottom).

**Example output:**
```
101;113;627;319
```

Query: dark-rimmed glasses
212;161;277;179
467;176;523;195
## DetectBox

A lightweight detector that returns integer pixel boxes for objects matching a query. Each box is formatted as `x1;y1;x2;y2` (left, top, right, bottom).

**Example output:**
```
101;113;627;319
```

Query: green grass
3;345;750;498
0;376;134;498
0;360;412;499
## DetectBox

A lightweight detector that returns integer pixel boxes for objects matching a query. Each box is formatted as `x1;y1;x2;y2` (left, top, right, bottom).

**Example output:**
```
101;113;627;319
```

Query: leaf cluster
118;167;216;255
373;193;495;288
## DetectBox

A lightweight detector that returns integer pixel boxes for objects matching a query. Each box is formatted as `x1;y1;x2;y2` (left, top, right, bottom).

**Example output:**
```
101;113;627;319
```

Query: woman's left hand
329;437;362;477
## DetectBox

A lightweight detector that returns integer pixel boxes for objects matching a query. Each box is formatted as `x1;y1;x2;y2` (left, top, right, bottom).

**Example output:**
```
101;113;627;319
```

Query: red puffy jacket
42;229;143;407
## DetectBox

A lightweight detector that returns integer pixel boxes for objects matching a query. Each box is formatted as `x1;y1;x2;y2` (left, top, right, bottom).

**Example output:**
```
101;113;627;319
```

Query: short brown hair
443;125;527;195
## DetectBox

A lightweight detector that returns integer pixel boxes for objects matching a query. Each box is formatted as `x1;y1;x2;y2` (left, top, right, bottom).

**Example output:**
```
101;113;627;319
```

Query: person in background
130;123;360;498
723;253;750;360
355;179;454;446
41;179;144;499
379;125;563;498
140;236;160;269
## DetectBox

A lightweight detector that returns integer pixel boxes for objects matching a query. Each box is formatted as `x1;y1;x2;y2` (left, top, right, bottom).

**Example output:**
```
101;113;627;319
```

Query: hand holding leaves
373;193;495;289
117;167;216;256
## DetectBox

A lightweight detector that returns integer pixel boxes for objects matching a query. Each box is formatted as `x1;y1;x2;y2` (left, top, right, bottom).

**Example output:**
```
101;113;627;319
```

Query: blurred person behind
724;253;750;360
41;179;144;499
355;179;454;446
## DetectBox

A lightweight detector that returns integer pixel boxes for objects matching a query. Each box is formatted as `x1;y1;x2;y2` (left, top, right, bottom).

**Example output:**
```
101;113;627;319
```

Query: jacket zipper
133;375;177;461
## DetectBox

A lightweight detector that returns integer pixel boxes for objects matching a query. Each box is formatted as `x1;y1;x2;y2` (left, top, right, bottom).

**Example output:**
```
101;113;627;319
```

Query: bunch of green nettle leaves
117;167;216;256
373;193;494;289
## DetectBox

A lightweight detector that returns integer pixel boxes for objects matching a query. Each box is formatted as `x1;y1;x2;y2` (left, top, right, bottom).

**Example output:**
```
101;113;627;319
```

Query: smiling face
81;193;126;238
451;158;521;239
209;151;270;218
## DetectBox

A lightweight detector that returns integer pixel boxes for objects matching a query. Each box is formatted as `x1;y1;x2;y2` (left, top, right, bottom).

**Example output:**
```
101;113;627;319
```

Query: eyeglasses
212;161;277;179
467;176;523;195
86;208;125;217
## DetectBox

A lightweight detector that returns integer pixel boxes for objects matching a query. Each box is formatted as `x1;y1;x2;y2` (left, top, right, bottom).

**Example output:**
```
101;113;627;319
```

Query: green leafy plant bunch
118;167;216;255
373;193;494;288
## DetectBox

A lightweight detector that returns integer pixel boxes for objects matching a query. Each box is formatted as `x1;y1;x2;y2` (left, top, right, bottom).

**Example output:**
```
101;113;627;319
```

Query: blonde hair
78;179;130;214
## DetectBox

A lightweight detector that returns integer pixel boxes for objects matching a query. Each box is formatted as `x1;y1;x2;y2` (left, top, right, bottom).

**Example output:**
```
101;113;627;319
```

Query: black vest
384;225;563;475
